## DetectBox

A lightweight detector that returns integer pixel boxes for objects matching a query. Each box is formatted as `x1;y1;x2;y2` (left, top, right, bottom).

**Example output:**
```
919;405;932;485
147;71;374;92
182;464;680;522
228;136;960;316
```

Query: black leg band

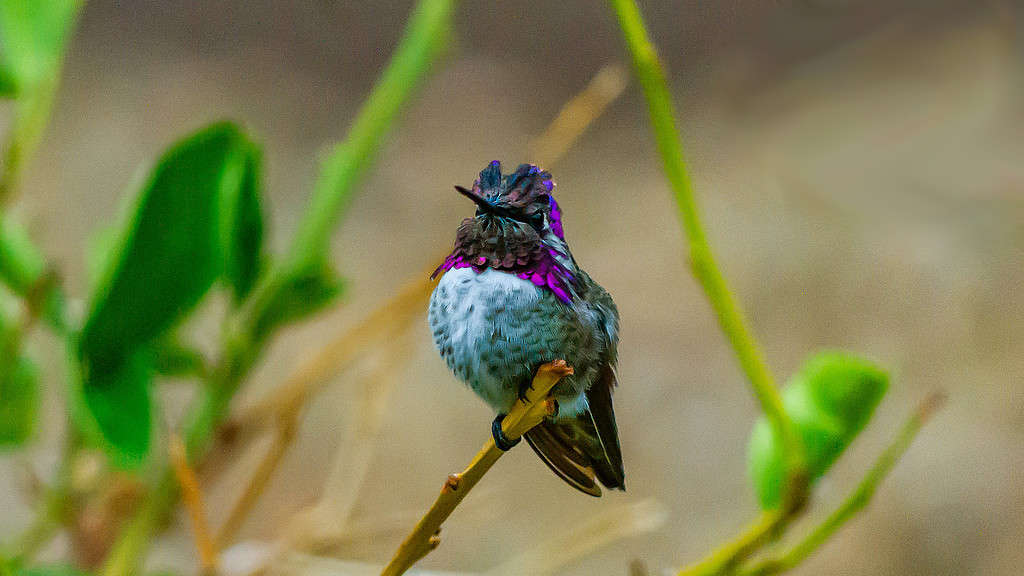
492;414;520;451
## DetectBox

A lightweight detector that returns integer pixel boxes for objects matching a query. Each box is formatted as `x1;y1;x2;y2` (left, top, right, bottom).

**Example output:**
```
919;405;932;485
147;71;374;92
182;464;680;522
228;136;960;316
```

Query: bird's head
454;161;565;240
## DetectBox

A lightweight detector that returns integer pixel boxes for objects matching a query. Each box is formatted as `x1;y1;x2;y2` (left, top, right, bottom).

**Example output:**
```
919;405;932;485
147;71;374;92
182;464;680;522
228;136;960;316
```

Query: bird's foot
491;414;521;451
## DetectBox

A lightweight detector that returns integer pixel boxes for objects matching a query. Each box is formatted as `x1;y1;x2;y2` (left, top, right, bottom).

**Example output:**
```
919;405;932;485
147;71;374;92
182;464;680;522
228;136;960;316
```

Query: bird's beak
456;185;513;217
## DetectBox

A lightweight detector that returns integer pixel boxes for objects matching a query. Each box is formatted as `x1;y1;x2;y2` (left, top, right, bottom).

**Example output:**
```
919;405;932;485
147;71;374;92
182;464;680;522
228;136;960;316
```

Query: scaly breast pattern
428;266;603;416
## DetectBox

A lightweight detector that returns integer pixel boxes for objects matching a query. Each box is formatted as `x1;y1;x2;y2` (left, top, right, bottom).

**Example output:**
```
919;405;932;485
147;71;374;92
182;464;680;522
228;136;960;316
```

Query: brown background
2;1;1022;575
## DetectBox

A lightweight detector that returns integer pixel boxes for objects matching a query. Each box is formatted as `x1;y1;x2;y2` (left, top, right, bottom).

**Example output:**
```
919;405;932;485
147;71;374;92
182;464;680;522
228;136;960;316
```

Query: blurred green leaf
0;63;16;97
76;121;253;463
748;350;889;509
254;262;345;339
0;289;37;448
151;335;206;378
84;224;117;292
0;355;39;447
221;140;265;301
79;349;153;468
17;564;93;576
803;351;889;435
0;0;82;93
0;215;47;294
79;121;249;373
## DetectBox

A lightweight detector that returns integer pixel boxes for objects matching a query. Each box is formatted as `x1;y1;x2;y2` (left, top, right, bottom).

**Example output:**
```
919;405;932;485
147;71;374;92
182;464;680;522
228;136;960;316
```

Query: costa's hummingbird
428;161;624;496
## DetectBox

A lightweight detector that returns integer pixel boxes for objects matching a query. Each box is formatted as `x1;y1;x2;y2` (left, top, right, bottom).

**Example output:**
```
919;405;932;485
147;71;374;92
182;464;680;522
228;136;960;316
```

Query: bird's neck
432;220;579;303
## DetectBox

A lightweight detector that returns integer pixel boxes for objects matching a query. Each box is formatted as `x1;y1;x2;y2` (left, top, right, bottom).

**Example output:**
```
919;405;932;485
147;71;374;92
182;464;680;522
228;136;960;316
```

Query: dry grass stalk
528;63;629;166
284;329;410;550
629;559;651;576
213;60;630;574
265;553;473;576
216;414;299;551
211;275;433;548
483;499;668;576
229;271;435;433
170;434;219;573
380;360;574;576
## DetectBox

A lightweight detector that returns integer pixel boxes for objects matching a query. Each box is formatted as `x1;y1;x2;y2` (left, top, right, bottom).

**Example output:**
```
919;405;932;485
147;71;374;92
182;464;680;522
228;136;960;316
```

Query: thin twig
284;0;455;272
214;59;632;571
284;328;410;550
607;0;804;487
99;3;455;574
380;360;573;576
0;2;82;205
739;393;945;576
171;435;219;573
629;559;650;576
607;2;811;573
215;59;632;549
216;414;299;551
675;511;786;576
483;499;667;576
228;272;433;433
215;287;423;550
528;63;629;167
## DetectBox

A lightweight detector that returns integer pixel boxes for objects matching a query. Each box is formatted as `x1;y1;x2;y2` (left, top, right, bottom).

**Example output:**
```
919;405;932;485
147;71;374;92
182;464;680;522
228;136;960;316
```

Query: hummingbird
428;160;624;496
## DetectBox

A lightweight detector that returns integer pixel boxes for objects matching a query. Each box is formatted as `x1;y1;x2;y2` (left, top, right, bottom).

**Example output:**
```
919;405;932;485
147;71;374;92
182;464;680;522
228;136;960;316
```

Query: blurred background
2;0;1023;574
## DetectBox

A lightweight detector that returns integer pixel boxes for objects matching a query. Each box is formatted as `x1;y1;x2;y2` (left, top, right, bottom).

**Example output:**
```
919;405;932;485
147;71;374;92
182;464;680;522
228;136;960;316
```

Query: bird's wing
524;419;602;497
525;364;625;495
585;363;625;489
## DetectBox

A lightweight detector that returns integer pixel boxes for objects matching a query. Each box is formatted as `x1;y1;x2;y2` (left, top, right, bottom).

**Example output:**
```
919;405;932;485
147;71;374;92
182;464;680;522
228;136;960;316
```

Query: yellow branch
380;360;574;576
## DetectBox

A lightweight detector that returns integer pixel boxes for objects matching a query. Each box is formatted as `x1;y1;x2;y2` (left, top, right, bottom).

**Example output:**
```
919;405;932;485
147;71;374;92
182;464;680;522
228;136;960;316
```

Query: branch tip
918;391;946;421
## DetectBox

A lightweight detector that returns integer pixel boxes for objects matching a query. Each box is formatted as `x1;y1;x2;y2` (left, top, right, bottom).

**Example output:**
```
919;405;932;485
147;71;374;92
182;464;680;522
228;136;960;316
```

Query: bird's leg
491;414;521;451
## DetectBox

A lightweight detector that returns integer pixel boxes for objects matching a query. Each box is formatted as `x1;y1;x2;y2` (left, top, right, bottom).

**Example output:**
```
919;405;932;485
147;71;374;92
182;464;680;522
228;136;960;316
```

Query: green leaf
0;214;47;294
254;263;345;339
748;350;889;509
17;564;93;576
220;140;265;301
802;351;889;436
0;355;40;447
76;121;252;463
0;63;16;97
0;0;82;92
84;225;117;292
78;349;153;468
151;335;206;378
79;121;249;374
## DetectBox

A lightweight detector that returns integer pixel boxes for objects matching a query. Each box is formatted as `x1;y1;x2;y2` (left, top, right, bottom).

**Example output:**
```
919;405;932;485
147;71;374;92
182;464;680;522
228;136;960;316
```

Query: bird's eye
528;212;545;232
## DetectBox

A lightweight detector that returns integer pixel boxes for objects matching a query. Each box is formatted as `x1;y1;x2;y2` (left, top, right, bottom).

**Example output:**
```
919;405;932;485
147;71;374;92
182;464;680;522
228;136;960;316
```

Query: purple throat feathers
433;170;576;303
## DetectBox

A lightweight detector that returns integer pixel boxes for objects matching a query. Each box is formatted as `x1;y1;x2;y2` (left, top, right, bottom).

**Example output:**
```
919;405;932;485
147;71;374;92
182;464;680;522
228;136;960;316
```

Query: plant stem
607;0;804;491
0;77;57;206
287;0;454;273
100;325;255;576
676;511;785;576
0;0;84;205
4;478;69;561
98;2;455;574
739;393;944;576
381;361;572;576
